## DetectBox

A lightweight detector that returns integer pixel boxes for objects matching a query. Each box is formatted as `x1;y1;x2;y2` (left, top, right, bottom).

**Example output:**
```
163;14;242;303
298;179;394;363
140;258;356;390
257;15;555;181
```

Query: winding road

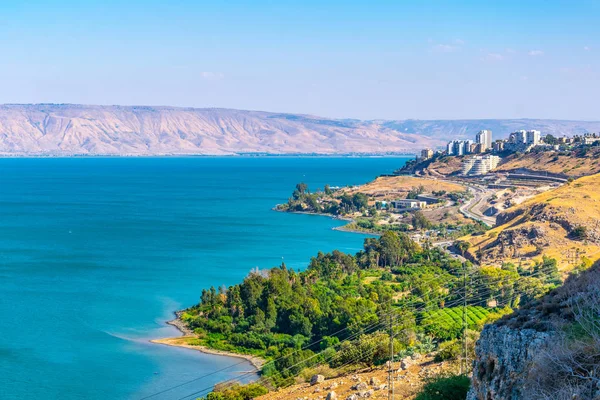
458;184;497;227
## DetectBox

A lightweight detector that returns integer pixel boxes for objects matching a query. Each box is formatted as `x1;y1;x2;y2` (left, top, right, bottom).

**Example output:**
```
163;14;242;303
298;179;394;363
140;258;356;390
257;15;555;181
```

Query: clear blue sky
0;0;598;120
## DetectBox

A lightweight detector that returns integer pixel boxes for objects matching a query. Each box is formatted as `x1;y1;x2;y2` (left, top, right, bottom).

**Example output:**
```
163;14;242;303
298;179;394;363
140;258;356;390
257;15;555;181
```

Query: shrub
570;225;588;240
415;374;470;400
204;382;269;400
435;339;461;361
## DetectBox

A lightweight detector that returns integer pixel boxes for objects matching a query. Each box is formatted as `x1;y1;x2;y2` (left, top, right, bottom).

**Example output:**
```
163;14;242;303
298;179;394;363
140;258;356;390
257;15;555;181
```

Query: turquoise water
0;157;408;400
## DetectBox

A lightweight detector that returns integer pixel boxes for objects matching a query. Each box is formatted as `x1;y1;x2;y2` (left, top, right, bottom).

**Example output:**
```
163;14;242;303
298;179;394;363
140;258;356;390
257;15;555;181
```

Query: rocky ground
257;356;458;400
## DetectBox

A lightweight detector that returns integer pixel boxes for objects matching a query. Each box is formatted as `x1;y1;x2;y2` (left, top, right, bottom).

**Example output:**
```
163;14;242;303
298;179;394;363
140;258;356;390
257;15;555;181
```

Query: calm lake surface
0;157;409;400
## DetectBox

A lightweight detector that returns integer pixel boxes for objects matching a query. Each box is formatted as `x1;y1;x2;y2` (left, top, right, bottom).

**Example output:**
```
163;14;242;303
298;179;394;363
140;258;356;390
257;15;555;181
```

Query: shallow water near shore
0;156;408;400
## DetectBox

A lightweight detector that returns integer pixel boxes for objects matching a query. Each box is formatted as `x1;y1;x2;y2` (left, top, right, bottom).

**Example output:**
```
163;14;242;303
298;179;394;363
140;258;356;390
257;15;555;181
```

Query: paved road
459;184;497;227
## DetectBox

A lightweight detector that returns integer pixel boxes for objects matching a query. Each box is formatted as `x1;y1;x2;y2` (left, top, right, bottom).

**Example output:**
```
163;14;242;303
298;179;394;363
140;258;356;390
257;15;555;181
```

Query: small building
391;199;427;210
421;148;434;160
583;137;600;145
417;194;442;204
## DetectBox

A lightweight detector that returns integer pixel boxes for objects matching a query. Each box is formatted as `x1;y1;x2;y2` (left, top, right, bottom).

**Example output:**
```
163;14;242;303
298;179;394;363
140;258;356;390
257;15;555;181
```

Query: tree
454;240;471;257
296;182;308;194
352;192;369;210
412;211;432;230
544;134;558;145
379;231;403;267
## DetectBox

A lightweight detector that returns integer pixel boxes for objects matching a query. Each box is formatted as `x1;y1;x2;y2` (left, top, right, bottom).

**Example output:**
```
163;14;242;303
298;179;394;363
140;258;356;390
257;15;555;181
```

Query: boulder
311;374;325;385
326;391;337;400
351;382;368;391
368;377;380;386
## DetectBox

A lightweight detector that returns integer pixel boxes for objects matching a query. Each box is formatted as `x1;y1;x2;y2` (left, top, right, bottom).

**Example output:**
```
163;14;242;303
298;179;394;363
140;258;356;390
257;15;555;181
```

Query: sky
0;0;598;120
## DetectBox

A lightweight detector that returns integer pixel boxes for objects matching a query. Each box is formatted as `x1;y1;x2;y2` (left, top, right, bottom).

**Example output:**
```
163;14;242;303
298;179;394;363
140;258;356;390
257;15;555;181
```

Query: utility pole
388;312;394;400
462;263;468;375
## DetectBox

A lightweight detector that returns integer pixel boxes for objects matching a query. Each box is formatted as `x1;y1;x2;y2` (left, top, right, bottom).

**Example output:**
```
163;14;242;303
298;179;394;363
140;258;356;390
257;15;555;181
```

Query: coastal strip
151;313;265;370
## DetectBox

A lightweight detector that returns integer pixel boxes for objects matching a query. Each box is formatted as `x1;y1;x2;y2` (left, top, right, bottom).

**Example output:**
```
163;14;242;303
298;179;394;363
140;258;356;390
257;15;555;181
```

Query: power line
141;262;564;399
177;276;558;400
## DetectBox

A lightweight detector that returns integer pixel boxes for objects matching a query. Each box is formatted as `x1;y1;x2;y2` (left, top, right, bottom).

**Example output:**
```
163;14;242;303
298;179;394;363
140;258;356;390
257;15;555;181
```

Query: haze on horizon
0;0;598;121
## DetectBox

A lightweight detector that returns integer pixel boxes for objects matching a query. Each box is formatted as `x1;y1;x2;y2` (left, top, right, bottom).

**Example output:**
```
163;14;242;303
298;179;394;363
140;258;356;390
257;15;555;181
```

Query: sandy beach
151;314;265;370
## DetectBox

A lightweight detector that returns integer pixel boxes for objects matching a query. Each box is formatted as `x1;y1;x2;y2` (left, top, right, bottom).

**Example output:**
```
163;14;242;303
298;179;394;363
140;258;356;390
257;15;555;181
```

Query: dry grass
345;176;465;198
462;174;600;269
495;147;600;177
256;357;458;400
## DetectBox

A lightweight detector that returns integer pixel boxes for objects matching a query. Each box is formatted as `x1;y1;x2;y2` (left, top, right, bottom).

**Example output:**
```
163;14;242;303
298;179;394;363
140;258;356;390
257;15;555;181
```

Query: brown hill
0;105;443;155
463;174;600;269
494;146;600;177
1;104;600;156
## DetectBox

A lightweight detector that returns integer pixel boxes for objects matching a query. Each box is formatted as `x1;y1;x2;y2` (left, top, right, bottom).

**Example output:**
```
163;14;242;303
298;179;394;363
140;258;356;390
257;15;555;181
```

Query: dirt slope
464;174;600;268
495;146;600;177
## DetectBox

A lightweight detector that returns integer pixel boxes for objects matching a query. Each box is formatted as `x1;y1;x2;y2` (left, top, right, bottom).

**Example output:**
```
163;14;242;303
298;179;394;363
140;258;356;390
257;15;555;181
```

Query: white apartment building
462;155;501;176
446;140;471;156
476;130;493;150
526;130;541;145
509;130;541;146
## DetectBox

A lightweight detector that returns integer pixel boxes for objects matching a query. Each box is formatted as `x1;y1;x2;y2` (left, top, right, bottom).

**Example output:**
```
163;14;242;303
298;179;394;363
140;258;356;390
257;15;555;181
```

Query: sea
0;156;409;400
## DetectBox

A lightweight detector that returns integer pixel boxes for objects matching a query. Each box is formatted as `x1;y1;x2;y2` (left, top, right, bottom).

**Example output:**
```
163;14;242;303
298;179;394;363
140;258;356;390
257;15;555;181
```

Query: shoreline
275;207;381;237
151;312;265;371
332;225;381;236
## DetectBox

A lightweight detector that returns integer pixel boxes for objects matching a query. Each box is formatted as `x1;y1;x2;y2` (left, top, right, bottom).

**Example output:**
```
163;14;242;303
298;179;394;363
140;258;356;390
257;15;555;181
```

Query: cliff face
467;326;551;400
468;264;600;400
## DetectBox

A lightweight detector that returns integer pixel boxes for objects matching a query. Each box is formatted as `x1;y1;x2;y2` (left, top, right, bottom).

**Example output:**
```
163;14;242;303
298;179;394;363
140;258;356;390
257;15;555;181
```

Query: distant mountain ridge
0;104;599;155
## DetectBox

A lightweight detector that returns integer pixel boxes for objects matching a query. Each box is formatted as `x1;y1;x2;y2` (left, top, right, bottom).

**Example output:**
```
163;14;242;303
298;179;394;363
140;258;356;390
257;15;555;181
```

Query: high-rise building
421;148;434;160
464;140;474;154
476;130;493;150
492;141;505;152
453;141;465;156
446;141;454;155
526;130;541;145
509;130;527;144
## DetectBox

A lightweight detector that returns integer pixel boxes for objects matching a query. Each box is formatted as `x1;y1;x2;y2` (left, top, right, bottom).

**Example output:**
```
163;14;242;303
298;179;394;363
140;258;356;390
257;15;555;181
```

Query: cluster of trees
280;183;370;215
186;230;561;394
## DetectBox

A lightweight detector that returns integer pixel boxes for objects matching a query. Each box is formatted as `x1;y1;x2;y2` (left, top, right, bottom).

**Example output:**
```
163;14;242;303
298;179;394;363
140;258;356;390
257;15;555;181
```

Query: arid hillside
257;356;456;400
0;105;444;155
401;147;600;179
402;155;465;177
1;104;600;155
343;175;465;197
495;146;600;177
464;174;600;269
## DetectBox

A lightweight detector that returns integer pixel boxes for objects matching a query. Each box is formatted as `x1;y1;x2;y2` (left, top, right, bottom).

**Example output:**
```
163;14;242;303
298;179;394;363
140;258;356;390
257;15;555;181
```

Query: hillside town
416;129;600;177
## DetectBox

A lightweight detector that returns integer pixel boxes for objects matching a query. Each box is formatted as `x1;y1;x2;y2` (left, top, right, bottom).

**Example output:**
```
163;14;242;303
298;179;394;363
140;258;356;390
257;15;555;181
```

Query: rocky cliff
467;325;551;400
468;263;600;400
1;104;600;155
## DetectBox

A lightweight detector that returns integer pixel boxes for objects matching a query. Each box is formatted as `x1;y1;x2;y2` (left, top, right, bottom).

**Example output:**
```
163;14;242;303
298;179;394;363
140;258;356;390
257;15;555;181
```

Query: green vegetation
278;183;487;243
184;229;563;396
415;374;471;400
204;383;268;400
421;306;489;340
